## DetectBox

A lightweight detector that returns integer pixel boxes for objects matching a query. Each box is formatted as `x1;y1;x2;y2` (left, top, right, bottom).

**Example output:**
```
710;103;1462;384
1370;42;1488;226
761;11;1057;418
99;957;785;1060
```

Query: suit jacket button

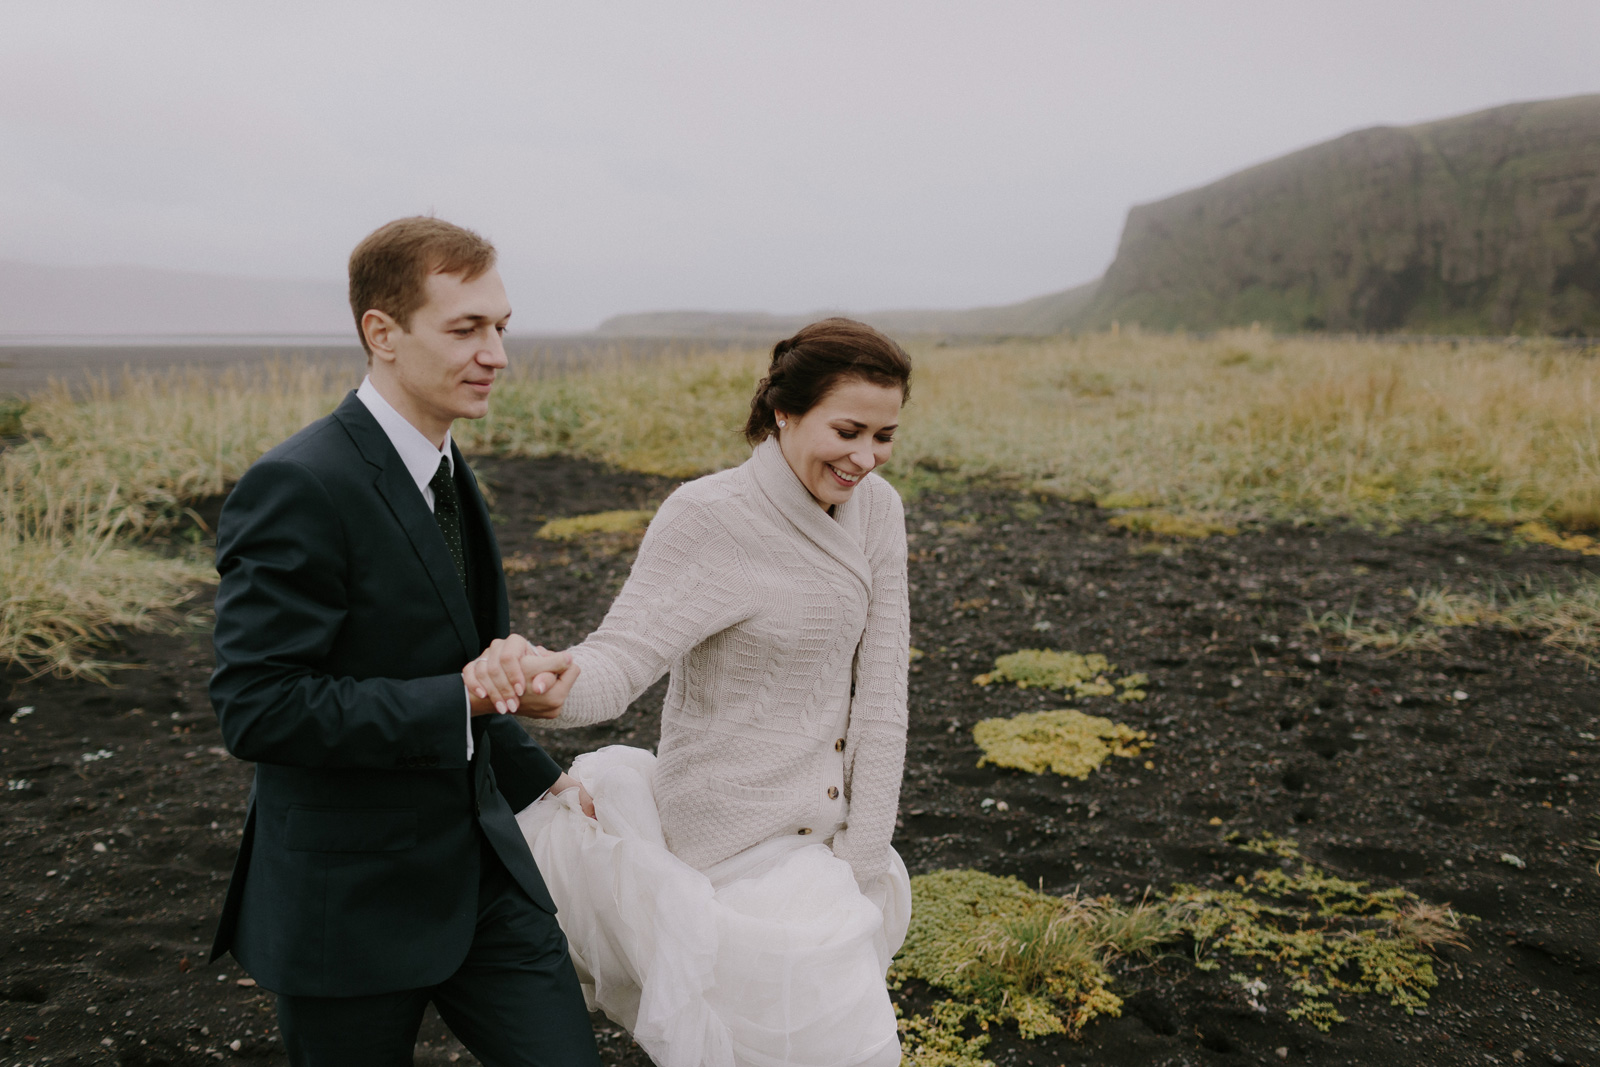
427;756;438;767
797;827;812;835
827;786;839;799
834;738;845;752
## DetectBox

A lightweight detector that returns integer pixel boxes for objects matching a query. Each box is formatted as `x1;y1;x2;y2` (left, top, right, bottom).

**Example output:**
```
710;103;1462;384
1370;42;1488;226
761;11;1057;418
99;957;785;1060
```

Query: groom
208;217;600;1066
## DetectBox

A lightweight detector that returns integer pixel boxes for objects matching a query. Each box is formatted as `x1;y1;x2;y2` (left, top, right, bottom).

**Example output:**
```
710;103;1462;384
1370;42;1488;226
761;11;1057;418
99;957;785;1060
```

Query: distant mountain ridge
1080;93;1600;335
600;93;1600;340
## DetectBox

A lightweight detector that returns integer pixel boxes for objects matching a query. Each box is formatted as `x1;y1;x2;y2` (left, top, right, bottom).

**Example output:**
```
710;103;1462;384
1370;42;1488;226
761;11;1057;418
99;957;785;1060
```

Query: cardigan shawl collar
748;435;873;595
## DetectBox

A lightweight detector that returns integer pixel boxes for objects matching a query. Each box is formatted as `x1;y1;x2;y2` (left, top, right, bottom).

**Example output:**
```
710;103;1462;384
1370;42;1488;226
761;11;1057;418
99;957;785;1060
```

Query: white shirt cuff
464;683;475;761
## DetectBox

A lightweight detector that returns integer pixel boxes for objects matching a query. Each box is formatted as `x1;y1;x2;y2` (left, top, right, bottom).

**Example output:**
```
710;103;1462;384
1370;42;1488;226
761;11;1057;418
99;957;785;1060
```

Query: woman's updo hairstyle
744;317;912;445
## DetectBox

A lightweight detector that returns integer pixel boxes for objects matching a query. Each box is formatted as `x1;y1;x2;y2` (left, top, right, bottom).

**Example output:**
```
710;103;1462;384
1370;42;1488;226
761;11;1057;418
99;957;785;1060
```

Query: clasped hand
463;635;580;718
463;636;594;817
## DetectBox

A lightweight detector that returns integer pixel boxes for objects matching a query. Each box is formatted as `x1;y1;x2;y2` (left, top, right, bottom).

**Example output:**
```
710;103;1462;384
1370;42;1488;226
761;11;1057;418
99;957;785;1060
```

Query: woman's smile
777;378;903;509
827;463;863;486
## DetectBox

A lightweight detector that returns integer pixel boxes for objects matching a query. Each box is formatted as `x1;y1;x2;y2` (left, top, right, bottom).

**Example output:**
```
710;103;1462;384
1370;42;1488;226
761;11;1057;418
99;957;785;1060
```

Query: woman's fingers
519;651;573;695
463;658;493;701
496;641;529;700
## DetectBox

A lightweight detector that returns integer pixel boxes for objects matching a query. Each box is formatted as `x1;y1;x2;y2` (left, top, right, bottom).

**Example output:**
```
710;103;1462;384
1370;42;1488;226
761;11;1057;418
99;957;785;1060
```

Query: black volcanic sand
3;454;1598;1066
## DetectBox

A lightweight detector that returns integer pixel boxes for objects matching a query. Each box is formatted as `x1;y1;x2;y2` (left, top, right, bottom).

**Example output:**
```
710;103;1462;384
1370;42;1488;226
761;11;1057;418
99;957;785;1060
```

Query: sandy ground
2;453;1598;1066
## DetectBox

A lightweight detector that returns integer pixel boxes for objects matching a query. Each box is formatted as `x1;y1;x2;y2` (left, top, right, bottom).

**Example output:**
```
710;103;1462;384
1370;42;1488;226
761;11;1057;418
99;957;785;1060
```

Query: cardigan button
827;786;839;800
797;827;812;835
834;738;845;752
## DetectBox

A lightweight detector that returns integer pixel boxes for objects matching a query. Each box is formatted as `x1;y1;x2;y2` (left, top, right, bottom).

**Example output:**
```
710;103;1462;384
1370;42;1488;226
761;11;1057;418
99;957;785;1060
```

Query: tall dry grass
5;332;1598;678
463;330;1600;528
2;363;350;677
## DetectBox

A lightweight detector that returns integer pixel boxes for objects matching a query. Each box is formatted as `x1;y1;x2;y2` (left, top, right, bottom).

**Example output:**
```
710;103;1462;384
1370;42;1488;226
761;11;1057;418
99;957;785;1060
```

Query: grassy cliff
1084;95;1600;336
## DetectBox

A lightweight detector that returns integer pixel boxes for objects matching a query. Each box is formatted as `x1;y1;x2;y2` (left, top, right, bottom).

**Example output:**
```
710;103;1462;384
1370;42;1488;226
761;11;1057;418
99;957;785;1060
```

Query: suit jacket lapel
332;393;481;662
451;440;510;643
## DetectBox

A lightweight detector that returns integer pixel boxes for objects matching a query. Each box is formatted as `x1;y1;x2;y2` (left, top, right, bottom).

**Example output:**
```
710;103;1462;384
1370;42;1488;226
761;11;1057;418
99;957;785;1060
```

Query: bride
468;318;913;1067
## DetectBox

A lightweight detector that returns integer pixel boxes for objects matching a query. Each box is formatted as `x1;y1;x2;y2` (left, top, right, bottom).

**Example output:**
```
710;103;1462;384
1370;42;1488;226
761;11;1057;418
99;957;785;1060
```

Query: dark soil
4;453;1598;1066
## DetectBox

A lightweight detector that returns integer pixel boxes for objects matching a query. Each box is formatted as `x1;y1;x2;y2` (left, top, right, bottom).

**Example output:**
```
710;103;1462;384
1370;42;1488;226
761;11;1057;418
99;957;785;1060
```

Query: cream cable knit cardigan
544;435;910;887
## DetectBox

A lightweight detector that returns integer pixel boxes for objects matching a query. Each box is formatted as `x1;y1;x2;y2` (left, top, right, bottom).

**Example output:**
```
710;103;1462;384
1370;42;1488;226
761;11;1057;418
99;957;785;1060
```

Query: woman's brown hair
744;318;912;445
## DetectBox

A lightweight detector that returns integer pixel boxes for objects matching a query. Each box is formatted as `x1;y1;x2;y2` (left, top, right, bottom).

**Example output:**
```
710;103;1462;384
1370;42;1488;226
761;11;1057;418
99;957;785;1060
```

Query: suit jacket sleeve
483;716;563;811
209;456;471;770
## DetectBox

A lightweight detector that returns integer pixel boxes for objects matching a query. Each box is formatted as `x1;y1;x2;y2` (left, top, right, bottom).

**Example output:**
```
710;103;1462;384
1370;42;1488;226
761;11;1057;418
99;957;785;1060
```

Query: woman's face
775;377;903;510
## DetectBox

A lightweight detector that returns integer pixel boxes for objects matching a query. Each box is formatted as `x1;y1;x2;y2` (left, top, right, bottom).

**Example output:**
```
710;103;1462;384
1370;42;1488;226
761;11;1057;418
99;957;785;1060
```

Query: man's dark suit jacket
208;391;563;998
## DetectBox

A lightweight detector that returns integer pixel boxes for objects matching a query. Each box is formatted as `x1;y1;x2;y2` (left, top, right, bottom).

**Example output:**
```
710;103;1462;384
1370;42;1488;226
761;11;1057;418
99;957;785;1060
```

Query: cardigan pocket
703;776;789;803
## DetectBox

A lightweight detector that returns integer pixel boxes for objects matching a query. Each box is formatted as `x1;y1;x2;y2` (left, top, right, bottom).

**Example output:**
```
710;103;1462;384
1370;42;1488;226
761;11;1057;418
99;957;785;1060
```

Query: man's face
373;267;511;440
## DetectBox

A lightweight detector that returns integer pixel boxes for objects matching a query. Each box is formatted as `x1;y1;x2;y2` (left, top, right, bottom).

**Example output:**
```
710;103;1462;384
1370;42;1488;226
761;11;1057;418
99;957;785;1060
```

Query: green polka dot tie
429;457;467;588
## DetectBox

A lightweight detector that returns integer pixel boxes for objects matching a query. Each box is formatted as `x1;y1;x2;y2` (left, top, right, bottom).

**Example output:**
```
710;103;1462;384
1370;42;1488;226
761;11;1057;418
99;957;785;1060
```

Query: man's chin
455;397;493;421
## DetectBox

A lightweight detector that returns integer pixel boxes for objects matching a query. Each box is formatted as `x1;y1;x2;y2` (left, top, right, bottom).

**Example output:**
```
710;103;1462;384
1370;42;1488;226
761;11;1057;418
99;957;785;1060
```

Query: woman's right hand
550;772;597;818
464;641;578;717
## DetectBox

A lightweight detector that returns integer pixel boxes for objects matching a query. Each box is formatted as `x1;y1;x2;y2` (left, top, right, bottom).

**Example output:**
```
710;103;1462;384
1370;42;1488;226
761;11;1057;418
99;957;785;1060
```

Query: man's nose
480;332;508;369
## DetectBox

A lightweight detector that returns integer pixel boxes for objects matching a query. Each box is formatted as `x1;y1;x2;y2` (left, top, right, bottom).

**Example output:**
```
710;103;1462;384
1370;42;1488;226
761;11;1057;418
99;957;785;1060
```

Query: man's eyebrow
444;311;510;325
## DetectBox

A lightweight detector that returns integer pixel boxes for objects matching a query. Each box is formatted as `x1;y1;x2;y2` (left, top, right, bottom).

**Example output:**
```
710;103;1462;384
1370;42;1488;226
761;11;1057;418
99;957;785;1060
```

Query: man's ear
362;309;401;363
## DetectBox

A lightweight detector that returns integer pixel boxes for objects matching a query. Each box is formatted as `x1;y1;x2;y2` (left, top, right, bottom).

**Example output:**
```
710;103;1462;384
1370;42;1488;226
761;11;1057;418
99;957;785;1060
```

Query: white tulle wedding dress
518;745;912;1067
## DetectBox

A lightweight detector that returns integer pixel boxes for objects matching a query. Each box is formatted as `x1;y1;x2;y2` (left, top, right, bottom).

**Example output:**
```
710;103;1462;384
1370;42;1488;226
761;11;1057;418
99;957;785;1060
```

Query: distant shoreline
0;334;755;397
0;332;590;347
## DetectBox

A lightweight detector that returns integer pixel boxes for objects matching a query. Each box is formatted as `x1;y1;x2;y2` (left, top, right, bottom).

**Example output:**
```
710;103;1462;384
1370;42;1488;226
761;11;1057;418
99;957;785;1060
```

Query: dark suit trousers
275;841;599;1067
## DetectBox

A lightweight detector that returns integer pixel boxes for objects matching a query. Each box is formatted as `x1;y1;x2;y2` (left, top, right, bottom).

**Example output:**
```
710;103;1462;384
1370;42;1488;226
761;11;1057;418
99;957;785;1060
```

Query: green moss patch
973;709;1151;779
1516;520;1600;556
1170;836;1472;1030
893;848;1471;1057
536;508;655;540
1109;509;1239;539
972;649;1148;702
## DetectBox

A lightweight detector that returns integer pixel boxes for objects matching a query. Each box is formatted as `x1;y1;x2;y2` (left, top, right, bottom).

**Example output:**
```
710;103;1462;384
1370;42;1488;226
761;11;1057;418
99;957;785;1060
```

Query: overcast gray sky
3;2;1597;332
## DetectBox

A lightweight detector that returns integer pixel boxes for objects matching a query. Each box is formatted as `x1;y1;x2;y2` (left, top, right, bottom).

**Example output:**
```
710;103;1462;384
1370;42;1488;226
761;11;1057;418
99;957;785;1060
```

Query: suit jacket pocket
284;806;419;852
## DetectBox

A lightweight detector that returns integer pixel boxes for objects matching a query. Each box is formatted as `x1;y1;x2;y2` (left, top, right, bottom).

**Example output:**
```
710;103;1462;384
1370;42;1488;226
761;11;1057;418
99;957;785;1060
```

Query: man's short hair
348;217;497;355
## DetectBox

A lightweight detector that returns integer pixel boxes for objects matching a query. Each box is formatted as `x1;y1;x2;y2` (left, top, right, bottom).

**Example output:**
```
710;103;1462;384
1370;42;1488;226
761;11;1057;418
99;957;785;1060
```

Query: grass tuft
973;709;1152;778
1315;580;1600;664
1303;608;1447;655
1;478;210;680
893;870;1184;1043
0;394;27;436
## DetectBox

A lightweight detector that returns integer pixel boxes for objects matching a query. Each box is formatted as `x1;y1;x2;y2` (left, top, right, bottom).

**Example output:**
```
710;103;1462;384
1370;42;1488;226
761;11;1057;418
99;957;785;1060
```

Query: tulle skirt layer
517;745;911;1067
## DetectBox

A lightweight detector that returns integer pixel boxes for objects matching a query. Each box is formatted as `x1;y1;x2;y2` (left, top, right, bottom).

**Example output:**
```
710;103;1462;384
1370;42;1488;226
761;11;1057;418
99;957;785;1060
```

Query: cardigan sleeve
545;491;756;728
830;479;911;888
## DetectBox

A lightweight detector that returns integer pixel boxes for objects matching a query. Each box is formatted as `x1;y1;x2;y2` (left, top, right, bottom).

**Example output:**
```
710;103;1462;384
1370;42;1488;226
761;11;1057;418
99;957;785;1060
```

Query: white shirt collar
356;376;453;507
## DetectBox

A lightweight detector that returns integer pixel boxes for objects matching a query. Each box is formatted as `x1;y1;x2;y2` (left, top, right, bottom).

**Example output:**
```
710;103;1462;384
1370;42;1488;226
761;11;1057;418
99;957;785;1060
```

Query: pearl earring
777;420;786;428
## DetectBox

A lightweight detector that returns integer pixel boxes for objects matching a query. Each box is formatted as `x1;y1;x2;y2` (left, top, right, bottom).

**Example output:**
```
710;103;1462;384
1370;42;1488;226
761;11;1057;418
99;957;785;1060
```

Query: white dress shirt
355;377;476;759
